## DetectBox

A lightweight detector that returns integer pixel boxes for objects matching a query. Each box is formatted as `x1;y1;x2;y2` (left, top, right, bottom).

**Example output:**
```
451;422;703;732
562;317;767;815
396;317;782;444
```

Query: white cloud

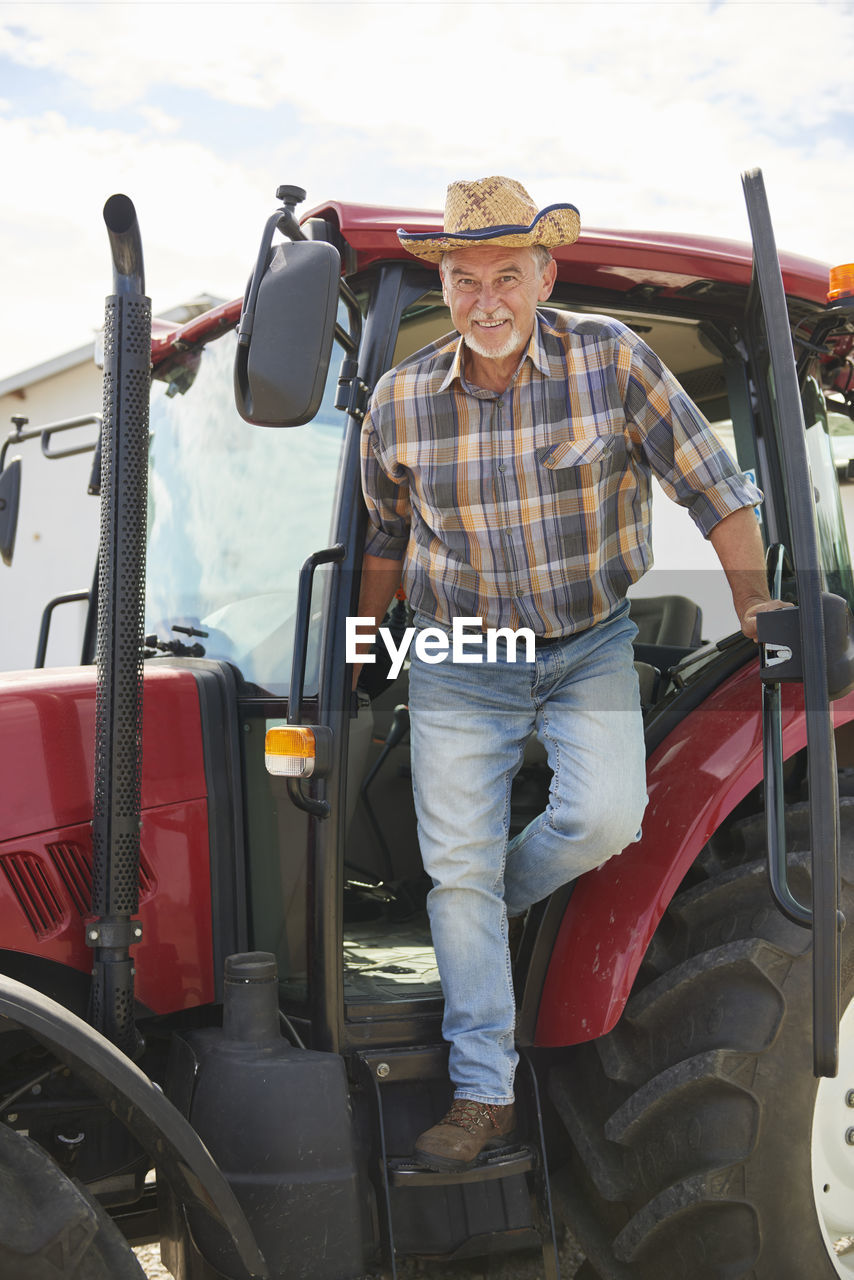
21;7;854;99
0;0;852;377
0;109;272;378
138;105;180;135
4;2;852;130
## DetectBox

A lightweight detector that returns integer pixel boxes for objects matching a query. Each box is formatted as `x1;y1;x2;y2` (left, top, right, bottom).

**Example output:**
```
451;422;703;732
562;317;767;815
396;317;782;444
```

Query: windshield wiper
144;623;208;658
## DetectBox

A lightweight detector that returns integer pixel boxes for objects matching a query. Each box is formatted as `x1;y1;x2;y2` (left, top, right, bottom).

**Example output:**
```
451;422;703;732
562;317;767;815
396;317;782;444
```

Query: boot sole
412;1132;517;1173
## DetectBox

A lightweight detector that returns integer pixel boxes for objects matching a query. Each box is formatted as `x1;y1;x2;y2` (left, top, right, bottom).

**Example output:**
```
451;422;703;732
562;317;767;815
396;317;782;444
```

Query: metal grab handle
286;543;346;819
35;590;90;668
41;414;102;460
0;414;101;472
762;547;811;926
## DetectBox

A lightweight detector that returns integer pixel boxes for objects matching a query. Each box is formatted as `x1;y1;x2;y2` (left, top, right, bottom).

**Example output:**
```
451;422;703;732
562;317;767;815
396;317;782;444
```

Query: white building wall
0;353;102;672
0;298;222;674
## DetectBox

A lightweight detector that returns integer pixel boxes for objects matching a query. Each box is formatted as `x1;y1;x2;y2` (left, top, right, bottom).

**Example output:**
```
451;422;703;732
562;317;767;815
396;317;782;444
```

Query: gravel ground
134;1243;170;1279
133;1195;585;1279
134;1243;584;1279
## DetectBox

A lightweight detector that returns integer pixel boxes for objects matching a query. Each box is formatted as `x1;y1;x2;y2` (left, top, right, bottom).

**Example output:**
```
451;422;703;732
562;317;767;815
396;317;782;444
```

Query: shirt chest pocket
537;433;619;473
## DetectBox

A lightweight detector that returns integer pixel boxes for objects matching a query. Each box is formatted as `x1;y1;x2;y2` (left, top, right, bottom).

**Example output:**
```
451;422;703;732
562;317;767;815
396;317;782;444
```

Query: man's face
441;245;557;363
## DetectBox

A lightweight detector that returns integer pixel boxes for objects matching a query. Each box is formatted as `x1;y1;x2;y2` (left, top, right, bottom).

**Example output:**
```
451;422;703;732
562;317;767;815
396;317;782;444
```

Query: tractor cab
2;178;854;1280
139;188;854;1039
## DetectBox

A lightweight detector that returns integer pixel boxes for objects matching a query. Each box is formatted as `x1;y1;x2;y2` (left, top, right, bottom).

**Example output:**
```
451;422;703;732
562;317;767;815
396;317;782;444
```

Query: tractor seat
628;594;703;646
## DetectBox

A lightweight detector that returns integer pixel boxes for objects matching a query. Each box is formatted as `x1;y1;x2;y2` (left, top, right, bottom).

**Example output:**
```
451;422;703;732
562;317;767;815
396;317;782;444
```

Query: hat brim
397;202;580;264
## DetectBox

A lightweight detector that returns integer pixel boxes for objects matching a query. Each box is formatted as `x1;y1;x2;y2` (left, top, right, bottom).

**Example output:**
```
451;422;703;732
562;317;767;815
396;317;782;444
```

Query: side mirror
234;237;341;427
0;457;21;566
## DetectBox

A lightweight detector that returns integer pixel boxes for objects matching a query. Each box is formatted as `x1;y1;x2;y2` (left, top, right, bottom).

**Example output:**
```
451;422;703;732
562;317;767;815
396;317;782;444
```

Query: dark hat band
398;201;580;246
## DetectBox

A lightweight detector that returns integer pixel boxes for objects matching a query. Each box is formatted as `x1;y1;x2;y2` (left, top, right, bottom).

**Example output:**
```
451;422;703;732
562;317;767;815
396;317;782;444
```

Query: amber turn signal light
829;264;854;303
265;725;332;778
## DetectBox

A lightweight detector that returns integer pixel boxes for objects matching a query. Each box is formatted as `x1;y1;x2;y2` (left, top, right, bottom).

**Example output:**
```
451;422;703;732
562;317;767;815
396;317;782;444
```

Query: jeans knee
553;789;647;867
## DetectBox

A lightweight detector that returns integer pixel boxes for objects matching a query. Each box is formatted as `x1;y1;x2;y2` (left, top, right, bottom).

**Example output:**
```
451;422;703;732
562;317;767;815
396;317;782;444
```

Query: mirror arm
237;192;311;350
336;279;362;355
1;421;41;472
276;206;307;244
237;197;340;355
237;211;281;349
274;184;309;243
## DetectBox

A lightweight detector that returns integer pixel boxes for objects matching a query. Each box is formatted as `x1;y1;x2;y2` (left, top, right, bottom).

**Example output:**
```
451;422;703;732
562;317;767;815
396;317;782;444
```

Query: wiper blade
144;623;208;658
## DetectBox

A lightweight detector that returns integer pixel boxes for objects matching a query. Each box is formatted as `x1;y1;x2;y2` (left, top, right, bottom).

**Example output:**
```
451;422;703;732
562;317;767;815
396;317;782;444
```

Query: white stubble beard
462;308;523;361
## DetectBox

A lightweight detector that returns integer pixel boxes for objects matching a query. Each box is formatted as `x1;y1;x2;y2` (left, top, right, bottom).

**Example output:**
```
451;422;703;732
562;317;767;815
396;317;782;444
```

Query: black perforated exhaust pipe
87;194;150;1057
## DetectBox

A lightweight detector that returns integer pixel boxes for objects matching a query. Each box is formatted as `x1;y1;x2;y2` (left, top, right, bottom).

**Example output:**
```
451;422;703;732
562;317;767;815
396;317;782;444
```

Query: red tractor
1;173;853;1280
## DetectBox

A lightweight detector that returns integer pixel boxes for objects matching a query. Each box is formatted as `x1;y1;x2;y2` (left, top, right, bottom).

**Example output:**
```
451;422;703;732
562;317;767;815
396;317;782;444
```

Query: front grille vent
0;853;67;939
47;841;92;915
47;840;156;911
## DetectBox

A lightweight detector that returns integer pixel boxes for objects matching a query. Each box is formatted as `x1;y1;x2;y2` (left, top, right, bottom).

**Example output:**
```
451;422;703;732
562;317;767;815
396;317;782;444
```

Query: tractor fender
534;660;854;1047
0;973;268;1279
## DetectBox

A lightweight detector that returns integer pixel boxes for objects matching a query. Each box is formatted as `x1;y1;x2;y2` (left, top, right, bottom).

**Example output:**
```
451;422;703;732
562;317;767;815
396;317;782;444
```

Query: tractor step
357;1047;560;1279
387;1143;535;1186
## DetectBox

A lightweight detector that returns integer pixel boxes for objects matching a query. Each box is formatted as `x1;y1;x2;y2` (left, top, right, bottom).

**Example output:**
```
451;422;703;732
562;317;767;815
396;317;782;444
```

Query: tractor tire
0;1122;146;1279
548;796;854;1280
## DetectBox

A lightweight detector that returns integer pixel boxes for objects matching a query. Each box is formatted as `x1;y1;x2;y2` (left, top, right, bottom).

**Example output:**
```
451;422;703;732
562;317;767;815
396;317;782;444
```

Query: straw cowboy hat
397;176;580;265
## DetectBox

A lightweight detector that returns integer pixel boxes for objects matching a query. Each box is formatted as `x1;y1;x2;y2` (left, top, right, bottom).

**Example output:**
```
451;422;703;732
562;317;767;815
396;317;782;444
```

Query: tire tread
552;795;854;1279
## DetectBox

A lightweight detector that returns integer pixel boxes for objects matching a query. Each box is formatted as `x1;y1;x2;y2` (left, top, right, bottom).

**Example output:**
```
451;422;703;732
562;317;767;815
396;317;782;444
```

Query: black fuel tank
167;952;364;1280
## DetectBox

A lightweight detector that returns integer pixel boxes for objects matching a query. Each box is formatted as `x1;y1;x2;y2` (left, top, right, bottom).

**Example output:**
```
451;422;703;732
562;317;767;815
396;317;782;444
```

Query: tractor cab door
278;259;443;1055
741;167;854;1076
144;249;363;1030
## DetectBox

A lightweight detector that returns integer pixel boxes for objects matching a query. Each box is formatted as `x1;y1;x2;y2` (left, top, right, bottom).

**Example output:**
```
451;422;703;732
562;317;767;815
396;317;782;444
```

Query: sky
1;0;852;383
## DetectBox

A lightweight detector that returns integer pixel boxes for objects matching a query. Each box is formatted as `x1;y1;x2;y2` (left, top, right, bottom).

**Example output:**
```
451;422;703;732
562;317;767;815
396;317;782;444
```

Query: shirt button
498;463;506;473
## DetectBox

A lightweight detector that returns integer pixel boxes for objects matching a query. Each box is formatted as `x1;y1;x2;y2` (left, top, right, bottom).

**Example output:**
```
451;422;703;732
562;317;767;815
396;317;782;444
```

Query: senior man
356;175;783;1172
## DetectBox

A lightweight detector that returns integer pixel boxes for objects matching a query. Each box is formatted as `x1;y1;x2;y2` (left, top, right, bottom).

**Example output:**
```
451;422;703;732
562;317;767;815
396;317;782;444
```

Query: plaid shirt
360;308;762;636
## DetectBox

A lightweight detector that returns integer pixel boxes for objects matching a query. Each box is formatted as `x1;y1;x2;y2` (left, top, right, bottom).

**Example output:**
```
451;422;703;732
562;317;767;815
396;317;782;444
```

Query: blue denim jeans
408;602;648;1104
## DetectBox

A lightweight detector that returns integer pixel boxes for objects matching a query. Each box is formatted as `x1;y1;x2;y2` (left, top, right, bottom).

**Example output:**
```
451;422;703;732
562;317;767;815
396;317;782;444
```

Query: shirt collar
438;338;466;393
438;310;553;393
529;312;553;377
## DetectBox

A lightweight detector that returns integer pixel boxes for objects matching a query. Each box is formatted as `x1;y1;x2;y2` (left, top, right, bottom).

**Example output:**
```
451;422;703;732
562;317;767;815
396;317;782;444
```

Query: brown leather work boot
414;1099;516;1171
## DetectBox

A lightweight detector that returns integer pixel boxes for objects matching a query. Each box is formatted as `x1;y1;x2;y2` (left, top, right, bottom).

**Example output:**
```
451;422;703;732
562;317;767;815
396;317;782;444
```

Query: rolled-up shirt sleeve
620;331;763;538
360;405;411;560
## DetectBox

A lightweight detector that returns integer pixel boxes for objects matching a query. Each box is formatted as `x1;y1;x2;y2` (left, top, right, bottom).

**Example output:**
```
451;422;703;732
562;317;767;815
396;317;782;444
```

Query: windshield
801;373;854;604
145;325;347;694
